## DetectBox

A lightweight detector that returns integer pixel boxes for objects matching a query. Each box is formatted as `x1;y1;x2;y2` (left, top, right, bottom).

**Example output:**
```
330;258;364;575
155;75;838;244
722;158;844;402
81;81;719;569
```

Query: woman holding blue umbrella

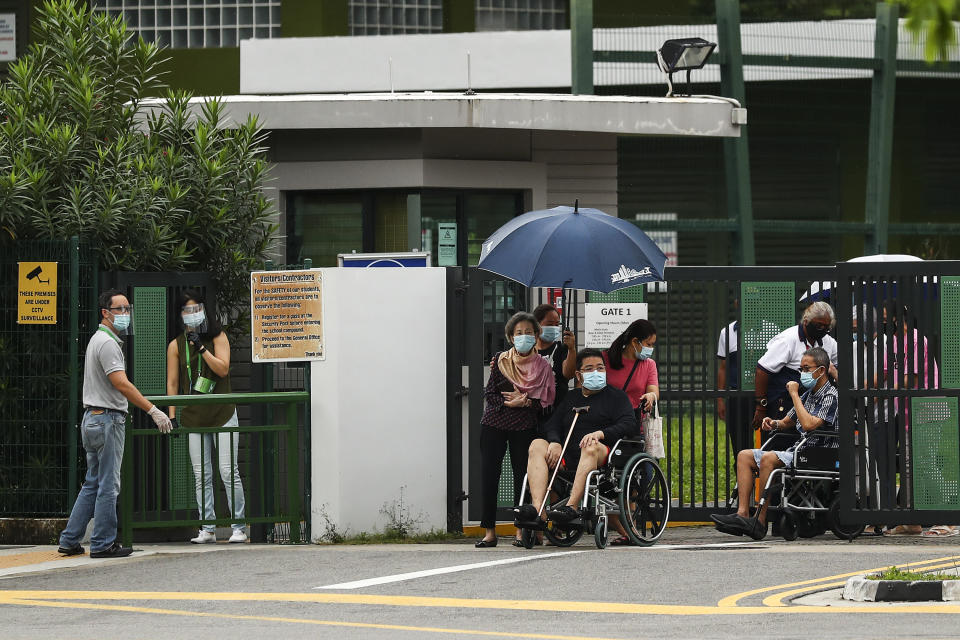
476;312;556;548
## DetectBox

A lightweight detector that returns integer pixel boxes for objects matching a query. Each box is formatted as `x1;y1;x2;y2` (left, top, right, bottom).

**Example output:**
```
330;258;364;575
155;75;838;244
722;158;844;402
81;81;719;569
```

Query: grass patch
868;566;960;581
666;416;738;507
315;530;464;545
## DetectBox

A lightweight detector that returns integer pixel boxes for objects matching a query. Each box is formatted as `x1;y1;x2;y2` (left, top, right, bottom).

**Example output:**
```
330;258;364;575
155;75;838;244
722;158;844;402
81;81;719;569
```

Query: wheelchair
740;431;864;541
513;438;670;549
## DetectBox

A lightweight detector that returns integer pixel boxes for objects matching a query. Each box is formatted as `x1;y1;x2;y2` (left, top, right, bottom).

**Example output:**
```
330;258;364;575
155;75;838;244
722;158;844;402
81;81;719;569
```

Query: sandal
883;525;923;536
922;525;959;538
609;535;631;546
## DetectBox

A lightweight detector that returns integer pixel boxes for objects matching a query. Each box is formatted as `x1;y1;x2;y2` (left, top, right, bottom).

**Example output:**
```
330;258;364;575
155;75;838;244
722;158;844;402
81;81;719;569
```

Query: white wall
242;30;570;94
310;267;447;539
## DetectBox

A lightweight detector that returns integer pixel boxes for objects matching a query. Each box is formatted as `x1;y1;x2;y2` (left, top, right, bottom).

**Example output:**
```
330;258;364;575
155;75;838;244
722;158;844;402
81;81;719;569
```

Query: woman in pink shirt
602;319;660;545
603;319;660;413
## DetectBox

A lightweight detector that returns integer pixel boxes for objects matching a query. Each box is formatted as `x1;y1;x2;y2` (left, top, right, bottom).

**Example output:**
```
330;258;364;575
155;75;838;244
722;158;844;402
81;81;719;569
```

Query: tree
897;0;959;61
0;0;275;332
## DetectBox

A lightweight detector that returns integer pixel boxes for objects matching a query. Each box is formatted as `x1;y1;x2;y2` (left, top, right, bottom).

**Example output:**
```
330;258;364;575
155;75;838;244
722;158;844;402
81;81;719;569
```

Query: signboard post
250;269;324;362
18;261;57;324
583;302;647;348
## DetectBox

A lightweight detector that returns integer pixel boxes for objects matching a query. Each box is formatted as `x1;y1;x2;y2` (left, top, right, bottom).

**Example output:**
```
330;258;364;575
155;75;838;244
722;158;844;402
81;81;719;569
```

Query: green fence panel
589;286;645;303
941;277;960;389
911;397;960;511
739;281;795;391
132;287;167;395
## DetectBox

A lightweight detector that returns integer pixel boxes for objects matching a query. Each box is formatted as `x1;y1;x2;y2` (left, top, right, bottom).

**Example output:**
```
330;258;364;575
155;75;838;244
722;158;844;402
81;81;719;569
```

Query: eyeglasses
800;365;822;373
108;305;133;313
809;322;830;332
182;304;203;314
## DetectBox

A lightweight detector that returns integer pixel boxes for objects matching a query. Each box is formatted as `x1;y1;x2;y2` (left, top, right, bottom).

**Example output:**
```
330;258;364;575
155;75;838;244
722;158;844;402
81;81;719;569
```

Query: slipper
883;525;923;536
512;539;524;547
922;526;959;538
714;522;746;537
609;535;631;546
547;505;579;523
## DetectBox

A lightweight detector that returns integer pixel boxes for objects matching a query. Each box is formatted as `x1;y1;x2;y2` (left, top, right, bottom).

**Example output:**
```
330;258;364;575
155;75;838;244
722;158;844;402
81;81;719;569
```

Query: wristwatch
755;397;767;407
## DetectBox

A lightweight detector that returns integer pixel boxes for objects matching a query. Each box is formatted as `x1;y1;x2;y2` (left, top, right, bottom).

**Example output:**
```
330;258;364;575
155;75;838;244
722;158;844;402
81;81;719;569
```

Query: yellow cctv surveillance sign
18;261;57;324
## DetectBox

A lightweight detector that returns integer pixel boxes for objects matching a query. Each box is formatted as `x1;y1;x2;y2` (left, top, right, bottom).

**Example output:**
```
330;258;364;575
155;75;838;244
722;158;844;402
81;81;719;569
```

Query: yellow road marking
0;550;67;570
717;555;960;608
761;559;960;607
3;588;960;616
0;597;623;640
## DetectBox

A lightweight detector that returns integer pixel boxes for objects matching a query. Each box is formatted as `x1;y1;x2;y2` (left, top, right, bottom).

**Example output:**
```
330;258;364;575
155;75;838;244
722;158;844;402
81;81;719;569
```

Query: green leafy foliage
0;1;276;333
869;565;960;580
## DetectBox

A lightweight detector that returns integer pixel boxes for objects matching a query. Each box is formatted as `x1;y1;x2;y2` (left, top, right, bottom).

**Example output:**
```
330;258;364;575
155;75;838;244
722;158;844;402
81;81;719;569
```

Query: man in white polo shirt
58;289;173;558
751;301;839;432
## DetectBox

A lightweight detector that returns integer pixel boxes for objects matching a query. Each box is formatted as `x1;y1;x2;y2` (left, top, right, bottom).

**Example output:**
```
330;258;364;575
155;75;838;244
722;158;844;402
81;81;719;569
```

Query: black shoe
730;515;767;541
710;513;741;527
714;523;746;537
474;538;498;548
57;544;84;556
513;504;539;527
547;505;579;523
90;542;133;558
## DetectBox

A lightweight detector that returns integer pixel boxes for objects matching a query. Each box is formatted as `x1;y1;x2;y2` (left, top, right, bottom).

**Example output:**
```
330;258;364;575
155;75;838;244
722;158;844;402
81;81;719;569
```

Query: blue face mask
799;368;822;389
581;370;606;391
540;326;561;343
636;345;654;360
513;334;536;354
112;313;130;332
183;311;205;328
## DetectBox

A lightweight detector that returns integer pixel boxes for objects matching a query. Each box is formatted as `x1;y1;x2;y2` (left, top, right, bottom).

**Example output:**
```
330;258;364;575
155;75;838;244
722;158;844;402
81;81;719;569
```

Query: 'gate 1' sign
18;261;57;324
250;269;324;362
583;303;647;348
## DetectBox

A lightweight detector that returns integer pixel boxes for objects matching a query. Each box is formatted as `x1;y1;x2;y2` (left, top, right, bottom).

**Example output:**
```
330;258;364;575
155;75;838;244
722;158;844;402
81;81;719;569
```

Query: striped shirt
783;382;839;449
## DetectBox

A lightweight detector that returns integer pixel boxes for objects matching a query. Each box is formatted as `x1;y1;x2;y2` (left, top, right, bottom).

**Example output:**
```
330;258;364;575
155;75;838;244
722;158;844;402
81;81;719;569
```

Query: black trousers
479;425;535;529
725;396;755;455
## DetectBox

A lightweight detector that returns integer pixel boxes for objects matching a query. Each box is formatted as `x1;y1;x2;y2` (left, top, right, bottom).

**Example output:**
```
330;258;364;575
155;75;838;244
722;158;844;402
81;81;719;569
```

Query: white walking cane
538;406;591;517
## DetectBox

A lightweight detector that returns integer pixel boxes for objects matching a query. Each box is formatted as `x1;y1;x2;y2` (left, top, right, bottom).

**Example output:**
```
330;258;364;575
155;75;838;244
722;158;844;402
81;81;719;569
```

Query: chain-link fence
0;237;97;516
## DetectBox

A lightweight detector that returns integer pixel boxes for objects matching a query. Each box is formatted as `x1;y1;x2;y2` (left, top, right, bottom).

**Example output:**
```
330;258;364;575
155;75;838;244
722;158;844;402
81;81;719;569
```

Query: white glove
148;405;173;434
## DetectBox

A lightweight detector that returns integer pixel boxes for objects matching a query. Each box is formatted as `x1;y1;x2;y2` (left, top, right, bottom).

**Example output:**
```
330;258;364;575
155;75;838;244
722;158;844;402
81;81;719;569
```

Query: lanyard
98;326;121;344
183;336;203;393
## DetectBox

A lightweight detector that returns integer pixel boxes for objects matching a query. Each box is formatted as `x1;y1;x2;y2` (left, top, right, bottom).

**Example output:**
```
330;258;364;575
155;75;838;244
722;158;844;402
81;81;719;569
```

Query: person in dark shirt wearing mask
520;348;637;526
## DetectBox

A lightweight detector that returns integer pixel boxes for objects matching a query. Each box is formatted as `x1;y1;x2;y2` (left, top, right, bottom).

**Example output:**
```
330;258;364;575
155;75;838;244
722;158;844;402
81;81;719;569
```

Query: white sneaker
190;530;216;544
228;530;247;544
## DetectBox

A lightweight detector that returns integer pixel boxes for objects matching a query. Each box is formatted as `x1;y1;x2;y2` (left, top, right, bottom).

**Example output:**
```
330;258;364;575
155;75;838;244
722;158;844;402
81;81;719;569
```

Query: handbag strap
621;357;641;392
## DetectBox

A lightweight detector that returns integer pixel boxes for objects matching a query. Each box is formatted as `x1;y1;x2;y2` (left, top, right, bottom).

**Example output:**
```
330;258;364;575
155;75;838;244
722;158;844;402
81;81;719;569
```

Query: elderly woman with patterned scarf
475;311;556;548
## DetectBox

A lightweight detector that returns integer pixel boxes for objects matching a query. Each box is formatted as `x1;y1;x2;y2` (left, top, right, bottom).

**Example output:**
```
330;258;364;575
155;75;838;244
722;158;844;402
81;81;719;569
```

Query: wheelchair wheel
779;512;798;541
618;454;670;546
521;527;537;549
796;512;827;538
594;517;608;549
828;495;865;541
544;522;583;547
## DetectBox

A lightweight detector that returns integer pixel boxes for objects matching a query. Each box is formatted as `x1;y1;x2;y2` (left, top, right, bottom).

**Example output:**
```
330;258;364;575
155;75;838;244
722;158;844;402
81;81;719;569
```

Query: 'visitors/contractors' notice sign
250;269;324;362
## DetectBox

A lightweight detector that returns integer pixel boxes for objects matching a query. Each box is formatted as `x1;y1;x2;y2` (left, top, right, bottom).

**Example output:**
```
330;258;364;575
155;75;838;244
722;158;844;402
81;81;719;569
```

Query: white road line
643;540;779;550
315;550;589;590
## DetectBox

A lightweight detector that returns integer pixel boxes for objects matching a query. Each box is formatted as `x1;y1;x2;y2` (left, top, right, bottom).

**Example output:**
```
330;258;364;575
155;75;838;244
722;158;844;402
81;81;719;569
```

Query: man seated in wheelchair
711;346;838;539
516;348;637;526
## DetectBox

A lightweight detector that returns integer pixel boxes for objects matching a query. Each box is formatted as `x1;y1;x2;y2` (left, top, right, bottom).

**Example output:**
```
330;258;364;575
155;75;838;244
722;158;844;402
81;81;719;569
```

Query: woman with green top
166;290;246;544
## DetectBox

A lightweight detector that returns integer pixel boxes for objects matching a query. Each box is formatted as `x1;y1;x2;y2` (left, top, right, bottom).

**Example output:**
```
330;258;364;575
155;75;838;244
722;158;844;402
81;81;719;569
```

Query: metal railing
120;391;308;546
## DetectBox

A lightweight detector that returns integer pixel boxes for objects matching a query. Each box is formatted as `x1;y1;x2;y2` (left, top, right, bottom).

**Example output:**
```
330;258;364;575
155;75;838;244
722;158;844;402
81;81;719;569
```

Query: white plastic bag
643;402;665;459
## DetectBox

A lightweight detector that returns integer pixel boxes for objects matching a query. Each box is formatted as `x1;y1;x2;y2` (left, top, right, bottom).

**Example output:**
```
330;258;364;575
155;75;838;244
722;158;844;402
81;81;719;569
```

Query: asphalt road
2;527;960;639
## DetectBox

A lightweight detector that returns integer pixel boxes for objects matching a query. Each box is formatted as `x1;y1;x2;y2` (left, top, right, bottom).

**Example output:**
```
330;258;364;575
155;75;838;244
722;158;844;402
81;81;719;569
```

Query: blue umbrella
477;204;667;293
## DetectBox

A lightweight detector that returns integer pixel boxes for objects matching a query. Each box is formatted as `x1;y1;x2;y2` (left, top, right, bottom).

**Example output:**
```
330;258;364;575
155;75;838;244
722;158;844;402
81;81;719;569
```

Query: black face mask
805;323;829;341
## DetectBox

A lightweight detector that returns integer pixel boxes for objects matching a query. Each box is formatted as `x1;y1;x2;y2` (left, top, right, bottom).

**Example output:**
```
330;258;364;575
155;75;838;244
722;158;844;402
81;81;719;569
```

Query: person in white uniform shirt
751;302;839;433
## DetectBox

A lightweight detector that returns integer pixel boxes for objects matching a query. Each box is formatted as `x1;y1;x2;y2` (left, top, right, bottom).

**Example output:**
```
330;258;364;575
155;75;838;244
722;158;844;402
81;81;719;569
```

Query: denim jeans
190;410;245;533
59;408;126;552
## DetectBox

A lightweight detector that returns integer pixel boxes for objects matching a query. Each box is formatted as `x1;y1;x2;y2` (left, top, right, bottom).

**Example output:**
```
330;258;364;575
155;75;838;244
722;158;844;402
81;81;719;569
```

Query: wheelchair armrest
759;431;801;452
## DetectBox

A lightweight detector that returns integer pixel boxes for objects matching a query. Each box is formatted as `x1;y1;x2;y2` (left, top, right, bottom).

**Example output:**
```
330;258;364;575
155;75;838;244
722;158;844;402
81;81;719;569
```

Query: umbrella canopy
801;254;923;302
477;205;667;293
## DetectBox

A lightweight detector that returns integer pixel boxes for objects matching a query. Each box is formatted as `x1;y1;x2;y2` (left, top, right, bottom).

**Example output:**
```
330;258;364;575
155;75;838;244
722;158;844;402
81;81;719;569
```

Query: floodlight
656;37;717;97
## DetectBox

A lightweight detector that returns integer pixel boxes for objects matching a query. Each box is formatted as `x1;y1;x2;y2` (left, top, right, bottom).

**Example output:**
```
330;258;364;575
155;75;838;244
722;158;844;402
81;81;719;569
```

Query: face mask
183;311;205;328
112;313;130;332
581;370;606;391
513;334;536;354
805;323;829;341
800;368;822;389
636;345;654;360
540;326;561;343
